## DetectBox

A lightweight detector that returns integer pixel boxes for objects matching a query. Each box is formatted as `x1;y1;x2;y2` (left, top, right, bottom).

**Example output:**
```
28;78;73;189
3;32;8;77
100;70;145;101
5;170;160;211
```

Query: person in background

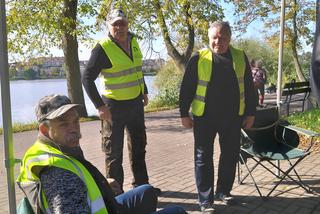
82;8;151;192
250;59;267;106
179;21;256;213
17;94;186;214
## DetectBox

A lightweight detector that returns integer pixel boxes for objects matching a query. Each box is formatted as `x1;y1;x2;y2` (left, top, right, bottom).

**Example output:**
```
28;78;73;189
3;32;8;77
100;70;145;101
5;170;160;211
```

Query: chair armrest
281;124;320;138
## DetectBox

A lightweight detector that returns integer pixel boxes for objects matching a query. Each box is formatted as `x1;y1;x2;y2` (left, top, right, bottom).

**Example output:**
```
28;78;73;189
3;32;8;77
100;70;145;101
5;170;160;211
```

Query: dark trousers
101;101;148;188
116;184;186;214
193;116;242;205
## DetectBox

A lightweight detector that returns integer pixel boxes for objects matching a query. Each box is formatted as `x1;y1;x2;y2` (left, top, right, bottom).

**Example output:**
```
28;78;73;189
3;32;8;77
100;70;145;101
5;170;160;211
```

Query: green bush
148;61;182;109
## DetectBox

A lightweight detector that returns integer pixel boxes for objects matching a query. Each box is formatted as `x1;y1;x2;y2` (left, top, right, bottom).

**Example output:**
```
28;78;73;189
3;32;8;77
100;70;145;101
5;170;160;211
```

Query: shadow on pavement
157;191;320;213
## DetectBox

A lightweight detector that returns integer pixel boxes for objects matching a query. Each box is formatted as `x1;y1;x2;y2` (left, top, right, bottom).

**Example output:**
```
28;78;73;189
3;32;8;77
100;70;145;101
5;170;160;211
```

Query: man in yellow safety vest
82;8;150;192
179;21;256;213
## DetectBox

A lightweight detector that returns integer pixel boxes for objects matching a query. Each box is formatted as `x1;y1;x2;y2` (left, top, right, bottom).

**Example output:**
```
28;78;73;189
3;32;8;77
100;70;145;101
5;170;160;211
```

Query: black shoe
200;203;215;214
215;193;237;206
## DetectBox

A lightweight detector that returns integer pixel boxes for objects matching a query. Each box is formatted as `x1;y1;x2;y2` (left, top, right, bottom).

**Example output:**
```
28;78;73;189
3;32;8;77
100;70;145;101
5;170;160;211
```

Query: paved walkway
0;107;320;213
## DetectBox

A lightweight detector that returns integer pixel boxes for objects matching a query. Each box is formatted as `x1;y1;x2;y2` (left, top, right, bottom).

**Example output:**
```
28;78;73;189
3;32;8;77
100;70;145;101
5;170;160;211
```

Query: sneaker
215;193;237;206
200;203;215;214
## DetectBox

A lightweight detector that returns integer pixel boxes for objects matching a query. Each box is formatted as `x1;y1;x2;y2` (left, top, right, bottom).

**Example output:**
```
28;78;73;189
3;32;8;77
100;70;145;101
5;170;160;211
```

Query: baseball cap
107;9;128;24
35;94;80;122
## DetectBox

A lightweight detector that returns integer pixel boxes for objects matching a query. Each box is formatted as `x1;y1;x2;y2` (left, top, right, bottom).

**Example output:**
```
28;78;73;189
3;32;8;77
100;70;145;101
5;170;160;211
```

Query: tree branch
183;1;194;62
153;0;185;70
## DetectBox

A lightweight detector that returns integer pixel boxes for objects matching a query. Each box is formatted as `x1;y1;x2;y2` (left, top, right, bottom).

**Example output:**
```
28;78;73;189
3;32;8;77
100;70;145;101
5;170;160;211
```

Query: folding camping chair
238;107;319;199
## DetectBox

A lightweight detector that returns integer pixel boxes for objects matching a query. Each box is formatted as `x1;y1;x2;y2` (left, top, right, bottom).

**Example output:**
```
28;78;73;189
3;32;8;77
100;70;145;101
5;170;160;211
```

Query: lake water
0;76;156;126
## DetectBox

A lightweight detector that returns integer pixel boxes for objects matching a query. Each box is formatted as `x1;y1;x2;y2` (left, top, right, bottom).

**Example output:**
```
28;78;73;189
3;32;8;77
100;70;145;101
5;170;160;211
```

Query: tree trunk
291;48;306;81
291;0;306;82
62;0;88;117
153;0;194;72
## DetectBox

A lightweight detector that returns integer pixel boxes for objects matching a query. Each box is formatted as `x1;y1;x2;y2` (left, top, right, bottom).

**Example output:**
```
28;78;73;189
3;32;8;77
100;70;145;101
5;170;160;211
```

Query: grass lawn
287;108;320;152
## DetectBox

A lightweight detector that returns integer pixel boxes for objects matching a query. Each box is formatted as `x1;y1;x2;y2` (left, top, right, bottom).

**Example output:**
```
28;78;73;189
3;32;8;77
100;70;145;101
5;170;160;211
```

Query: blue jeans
193;116;242;205
115;184;186;214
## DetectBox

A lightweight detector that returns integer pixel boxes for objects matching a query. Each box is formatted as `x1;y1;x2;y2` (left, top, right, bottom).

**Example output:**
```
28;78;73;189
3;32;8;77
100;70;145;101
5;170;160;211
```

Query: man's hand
181;116;193;129
143;94;149;106
242;116;255;129
107;178;123;196
98;105;112;122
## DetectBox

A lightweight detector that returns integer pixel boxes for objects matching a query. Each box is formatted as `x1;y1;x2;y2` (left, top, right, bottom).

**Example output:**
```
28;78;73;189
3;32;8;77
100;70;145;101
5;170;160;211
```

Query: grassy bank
287;108;320;151
145;105;178;113
287;108;320;133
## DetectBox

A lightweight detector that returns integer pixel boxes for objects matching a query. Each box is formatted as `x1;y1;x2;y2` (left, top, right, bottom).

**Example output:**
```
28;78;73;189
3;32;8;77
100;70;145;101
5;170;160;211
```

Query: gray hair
208;21;232;38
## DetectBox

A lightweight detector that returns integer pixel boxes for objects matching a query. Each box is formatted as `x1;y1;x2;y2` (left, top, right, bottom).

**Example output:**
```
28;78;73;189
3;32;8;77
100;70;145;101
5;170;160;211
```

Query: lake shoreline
0;77;156;126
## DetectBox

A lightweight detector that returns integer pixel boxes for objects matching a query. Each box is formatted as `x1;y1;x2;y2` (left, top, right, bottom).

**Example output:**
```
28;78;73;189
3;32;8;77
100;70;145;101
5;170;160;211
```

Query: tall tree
61;0;86;115
228;0;315;82
6;0;101;117
97;0;224;71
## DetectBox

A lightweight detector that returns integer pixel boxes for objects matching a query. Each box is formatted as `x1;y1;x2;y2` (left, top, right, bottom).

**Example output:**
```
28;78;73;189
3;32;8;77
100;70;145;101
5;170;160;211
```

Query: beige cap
35;94;80;122
107;9;128;24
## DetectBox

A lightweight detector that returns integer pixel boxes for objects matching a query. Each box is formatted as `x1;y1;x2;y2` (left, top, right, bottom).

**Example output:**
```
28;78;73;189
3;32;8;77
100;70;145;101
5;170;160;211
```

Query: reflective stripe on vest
105;77;144;90
102;66;142;78
191;47;246;116
17;141;108;214
99;37;144;100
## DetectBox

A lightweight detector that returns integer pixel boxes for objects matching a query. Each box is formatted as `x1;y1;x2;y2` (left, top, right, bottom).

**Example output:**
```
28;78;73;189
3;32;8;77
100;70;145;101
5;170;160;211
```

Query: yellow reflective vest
99;36;144;100
17;140;108;214
191;46;246;116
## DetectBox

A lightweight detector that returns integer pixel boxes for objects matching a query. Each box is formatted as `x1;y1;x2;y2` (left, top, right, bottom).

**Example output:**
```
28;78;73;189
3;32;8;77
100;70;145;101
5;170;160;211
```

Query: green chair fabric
239;107;314;198
17;197;35;214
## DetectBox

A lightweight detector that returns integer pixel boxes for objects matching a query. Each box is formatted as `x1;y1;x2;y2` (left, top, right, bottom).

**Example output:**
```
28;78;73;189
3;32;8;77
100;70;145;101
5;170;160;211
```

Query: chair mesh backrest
245;107;299;148
252;107;279;127
245;107;279;146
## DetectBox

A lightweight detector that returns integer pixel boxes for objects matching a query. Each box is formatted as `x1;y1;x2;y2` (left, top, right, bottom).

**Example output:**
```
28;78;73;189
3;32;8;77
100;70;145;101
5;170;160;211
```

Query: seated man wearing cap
17;94;186;214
